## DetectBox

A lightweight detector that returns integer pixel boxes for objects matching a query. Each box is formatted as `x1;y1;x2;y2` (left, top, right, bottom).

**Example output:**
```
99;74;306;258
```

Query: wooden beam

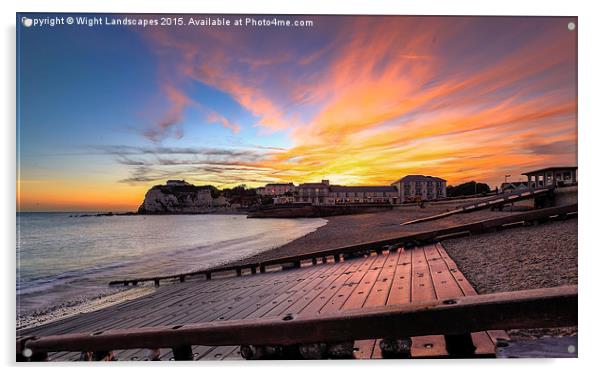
21;285;576;355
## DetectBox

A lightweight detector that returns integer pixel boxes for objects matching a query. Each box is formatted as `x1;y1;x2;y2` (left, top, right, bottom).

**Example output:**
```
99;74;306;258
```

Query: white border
3;1;601;374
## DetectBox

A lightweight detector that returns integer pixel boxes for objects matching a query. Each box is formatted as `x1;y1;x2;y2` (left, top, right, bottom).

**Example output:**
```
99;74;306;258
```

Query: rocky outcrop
137;181;228;214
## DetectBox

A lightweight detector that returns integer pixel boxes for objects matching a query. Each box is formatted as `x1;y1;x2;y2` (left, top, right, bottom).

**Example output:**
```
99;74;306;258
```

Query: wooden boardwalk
19;243;509;361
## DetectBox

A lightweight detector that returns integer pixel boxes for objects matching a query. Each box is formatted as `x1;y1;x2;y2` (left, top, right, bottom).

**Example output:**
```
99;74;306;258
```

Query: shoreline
18;203;577;340
16;214;326;328
17;286;155;330
223;203;514;267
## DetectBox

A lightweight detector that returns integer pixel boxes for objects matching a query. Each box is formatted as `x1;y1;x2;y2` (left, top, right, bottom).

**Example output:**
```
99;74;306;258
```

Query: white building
259;175;447;206
296;180;331;205
523;166;577;188
391;175;447;203
166;179;192;187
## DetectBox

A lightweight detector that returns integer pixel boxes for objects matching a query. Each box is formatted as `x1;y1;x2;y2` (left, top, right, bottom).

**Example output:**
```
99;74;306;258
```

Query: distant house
296;180;331;205
501;181;529;192
391;175;447;202
523;167;577;188
256;183;295;196
166;179;192;187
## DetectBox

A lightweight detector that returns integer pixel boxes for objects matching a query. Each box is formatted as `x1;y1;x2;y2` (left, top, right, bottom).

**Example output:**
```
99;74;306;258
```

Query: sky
17;15;577;211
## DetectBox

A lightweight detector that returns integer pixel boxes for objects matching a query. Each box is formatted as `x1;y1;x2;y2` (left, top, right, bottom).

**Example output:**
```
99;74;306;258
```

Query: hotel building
257;175;446;205
391;175;447;202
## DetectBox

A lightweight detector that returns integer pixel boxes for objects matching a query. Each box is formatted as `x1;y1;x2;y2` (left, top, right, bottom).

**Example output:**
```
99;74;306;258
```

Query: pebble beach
228;202;578;339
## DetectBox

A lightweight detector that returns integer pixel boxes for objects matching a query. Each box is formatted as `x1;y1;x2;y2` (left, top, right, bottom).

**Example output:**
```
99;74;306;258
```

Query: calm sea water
16;213;326;315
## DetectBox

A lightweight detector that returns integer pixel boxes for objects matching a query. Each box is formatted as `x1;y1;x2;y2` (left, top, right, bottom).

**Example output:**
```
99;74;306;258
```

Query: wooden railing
108;204;577;287
16;285;577;361
456;187;554;211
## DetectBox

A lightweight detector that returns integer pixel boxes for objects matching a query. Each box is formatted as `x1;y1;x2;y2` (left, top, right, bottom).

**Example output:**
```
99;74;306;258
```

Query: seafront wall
247;204;393;218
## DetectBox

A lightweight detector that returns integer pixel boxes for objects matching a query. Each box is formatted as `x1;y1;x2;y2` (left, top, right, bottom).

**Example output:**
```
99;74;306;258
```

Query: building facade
523;167;578;188
296;180;331;205
391;175;447;202
166;179;192;187
258;174;447;205
326;186;399;204
256;183;296;196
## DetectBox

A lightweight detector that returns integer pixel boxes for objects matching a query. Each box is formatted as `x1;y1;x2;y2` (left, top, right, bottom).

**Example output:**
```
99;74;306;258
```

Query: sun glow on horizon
17;15;577;211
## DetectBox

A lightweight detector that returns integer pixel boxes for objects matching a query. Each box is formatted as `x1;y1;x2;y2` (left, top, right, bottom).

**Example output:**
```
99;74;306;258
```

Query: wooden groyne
109;203;577;288
401;187;555;226
18;241;577;360
247;204;393;218
17;203;578;361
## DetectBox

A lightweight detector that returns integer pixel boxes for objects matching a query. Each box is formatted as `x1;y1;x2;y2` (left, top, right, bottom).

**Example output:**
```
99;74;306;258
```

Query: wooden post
132;280;138;286
92;351;115;361
146;348;161;361
16;338;48;362
380;338;411;358
179;275;185;283
153;279;160;287
171;345;193;360
259;265;266;273
251;267;257;275
444;333;477;358
205;272;212;280
312;258;318;265
333;254;340;263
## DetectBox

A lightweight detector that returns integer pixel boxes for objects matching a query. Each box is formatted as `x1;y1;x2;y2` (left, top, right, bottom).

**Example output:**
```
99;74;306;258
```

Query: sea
16;212;327;317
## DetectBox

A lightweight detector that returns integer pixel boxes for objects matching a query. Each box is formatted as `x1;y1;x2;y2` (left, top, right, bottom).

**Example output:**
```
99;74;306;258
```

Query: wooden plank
357;250;400;359
21;285;577;355
435;243;511;346
409;246;448;358
319;256;378;313
35;265;329;361
317;255;377;359
373;247;414;359
269;259;355;316
424;244;496;356
298;258;365;315
122;264;332;360
342;252;389;310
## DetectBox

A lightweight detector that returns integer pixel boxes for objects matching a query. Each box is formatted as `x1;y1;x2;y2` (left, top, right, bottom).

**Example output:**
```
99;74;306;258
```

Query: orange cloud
135;16;577;191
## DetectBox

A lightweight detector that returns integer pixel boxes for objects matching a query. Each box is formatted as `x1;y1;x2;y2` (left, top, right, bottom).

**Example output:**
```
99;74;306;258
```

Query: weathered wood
434;243;511;348
22;285;576;355
24;263;329;361
354;249;400;359
427;244;497;356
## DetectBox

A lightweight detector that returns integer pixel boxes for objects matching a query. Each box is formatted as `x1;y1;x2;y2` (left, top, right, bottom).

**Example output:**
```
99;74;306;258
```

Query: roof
298;183;329;188
393;175;447;184
265;183;294;187
329;185;397;193
522;166;578;175
501;182;528;189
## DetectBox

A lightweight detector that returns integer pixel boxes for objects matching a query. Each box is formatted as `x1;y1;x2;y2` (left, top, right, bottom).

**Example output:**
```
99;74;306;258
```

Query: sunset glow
17;15;577;211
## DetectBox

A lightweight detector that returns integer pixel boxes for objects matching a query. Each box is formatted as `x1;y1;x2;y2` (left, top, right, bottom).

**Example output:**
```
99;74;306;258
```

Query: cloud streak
134;16;576;188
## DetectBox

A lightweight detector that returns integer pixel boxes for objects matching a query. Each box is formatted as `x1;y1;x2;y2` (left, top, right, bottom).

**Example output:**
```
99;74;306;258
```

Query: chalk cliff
137;181;228;214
